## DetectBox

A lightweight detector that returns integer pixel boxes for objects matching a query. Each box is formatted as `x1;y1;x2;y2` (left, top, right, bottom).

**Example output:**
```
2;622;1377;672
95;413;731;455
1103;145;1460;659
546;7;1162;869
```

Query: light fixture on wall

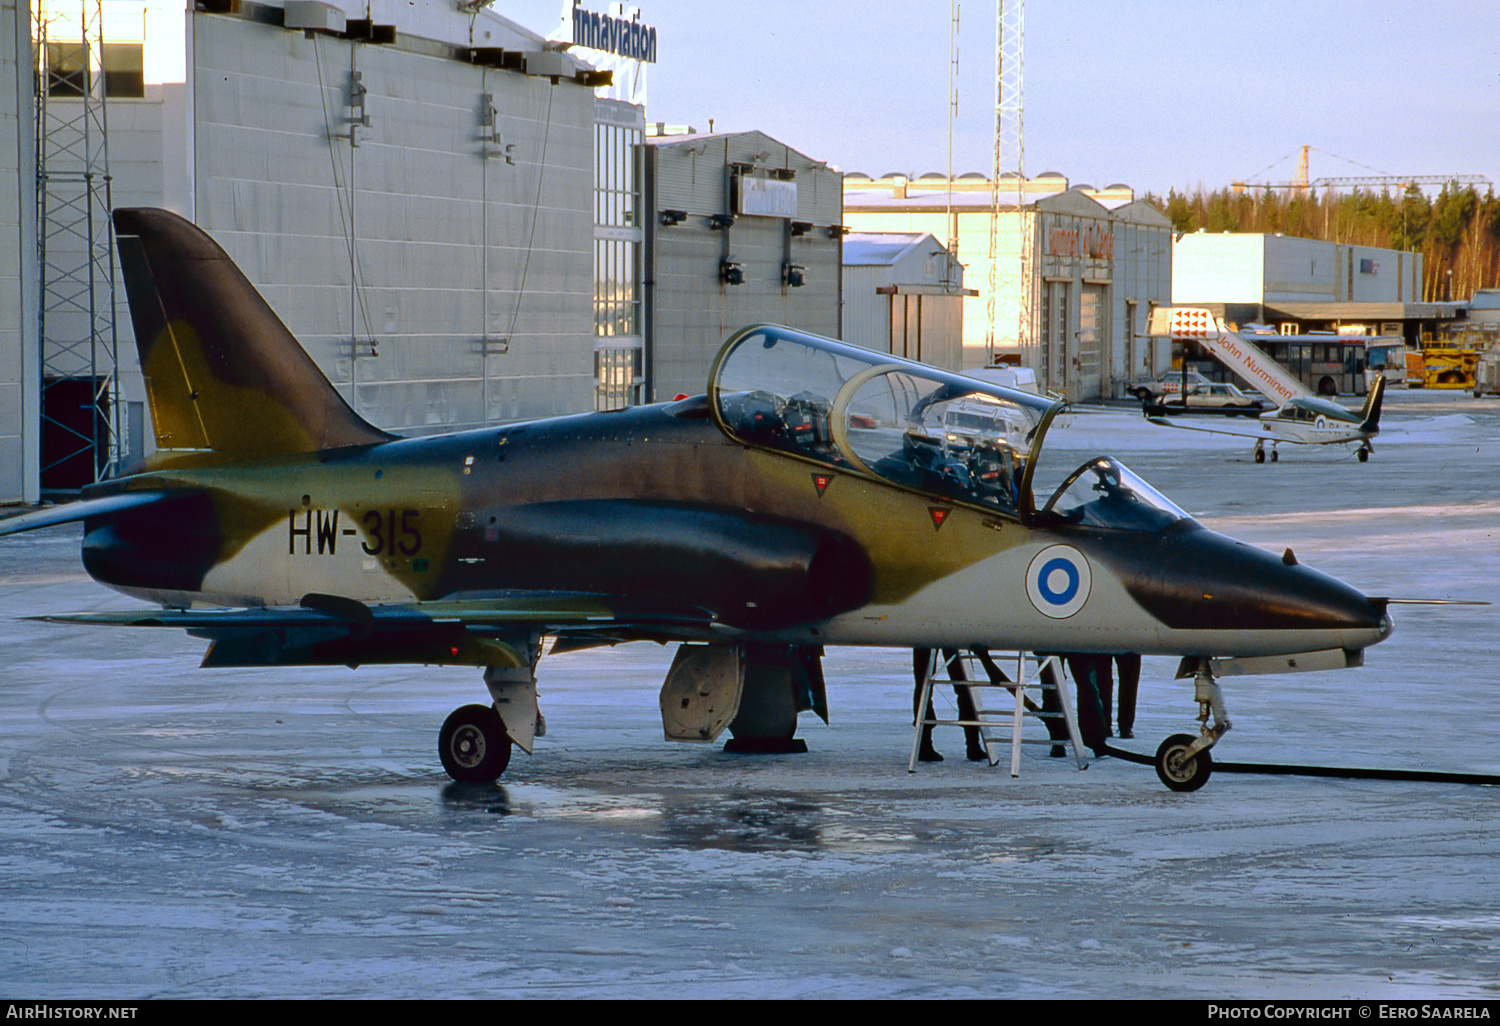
720;260;745;286
659;209;687;227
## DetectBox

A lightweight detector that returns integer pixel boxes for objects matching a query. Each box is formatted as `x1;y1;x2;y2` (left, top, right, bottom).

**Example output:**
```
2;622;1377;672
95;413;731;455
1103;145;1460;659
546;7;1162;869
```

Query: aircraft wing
33;592;723;669
1145;416;1275;441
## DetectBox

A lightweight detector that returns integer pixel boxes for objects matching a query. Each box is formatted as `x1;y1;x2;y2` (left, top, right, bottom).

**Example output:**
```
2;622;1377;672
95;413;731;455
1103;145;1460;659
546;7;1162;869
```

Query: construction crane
1232;146;1489;195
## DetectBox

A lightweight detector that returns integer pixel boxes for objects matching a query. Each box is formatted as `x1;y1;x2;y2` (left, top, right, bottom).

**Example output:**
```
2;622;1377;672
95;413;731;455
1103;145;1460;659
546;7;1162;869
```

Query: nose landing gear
1155;661;1231;792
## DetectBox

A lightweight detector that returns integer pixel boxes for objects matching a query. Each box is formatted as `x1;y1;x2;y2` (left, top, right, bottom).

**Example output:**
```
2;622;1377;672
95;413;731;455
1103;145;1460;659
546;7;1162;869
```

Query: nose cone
1109;525;1391;642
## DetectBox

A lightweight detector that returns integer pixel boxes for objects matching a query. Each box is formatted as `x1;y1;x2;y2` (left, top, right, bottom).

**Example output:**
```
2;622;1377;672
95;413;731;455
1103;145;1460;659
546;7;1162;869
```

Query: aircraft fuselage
80;395;1391;662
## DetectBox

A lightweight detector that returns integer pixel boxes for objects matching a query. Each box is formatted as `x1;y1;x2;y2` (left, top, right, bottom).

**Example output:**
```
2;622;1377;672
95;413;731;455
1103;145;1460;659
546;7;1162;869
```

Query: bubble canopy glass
709;325;1064;520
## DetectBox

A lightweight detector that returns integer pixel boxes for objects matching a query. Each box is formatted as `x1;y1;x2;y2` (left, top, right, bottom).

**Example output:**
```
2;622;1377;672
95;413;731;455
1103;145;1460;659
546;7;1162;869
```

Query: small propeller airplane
1140;308;1385;463
0;210;1396;791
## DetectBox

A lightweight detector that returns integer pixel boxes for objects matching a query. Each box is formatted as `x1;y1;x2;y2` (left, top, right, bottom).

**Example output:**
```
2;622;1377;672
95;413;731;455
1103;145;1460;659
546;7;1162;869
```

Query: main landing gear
1252;441;1278;464
1154;660;1231;792
439;704;512;783
439;643;542;784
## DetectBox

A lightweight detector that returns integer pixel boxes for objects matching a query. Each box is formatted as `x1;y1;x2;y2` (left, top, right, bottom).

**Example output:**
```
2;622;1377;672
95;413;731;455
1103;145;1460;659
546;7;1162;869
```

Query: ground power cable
1104;744;1500;786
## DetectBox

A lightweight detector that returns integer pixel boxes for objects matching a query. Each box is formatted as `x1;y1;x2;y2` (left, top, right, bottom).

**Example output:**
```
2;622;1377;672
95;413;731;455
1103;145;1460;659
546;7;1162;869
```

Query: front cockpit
1035;457;1192;533
709;326;1196;535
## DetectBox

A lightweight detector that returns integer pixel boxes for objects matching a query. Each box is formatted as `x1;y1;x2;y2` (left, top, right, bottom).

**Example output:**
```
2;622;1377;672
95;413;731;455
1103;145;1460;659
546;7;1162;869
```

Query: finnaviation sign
572;4;658;64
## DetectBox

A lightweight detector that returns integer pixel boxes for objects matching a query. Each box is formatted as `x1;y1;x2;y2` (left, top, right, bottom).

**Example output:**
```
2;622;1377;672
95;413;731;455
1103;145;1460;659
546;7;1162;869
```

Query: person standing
912;648;986;762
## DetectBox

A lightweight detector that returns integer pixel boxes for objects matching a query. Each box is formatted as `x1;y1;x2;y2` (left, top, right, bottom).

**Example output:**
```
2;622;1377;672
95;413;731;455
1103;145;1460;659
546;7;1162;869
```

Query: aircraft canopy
710;325;1061;520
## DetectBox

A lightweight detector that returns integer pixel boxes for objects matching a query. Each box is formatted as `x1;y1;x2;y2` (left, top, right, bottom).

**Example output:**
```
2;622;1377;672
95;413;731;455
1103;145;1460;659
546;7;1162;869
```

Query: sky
502;0;1500;198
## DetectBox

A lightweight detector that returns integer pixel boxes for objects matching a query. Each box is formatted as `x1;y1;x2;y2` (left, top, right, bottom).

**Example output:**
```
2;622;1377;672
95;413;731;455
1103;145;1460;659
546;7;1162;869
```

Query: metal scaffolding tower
983;0;1031;367
34;0;119;494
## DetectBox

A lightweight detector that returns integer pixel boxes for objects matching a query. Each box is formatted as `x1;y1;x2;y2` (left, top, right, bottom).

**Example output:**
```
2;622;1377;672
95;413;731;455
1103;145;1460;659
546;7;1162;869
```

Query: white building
1172;231;1460;340
842;232;972;372
844;173;1174;400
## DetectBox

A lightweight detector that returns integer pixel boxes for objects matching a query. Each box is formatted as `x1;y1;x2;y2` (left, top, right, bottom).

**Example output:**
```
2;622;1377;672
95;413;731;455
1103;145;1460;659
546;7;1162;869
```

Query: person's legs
913;648;942;761
1115;653;1141;739
944;649;986;761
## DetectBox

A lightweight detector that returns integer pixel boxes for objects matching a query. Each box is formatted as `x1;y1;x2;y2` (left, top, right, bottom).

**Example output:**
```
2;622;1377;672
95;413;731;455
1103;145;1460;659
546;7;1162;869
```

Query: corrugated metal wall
646;132;842;401
0;0;36;502
192;13;596;433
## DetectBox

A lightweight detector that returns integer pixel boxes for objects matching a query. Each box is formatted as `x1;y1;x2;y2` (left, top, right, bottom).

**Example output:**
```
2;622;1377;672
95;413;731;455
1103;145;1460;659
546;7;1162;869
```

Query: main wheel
1357;447;1369;462
1155;733;1213;792
439;704;512;783
1254;448;1265;464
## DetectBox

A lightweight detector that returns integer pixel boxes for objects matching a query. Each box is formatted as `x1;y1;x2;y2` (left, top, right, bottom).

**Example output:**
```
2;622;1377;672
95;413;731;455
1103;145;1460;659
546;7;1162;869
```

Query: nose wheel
1154;660;1231;792
1155;733;1213;792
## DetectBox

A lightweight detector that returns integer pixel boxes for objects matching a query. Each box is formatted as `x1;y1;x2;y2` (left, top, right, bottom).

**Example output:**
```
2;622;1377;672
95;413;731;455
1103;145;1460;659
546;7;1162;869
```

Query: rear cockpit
710;326;1059;519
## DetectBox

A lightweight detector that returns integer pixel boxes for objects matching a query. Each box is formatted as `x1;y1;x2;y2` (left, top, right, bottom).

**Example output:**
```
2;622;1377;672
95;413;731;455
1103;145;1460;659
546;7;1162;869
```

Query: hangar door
1076;285;1107;399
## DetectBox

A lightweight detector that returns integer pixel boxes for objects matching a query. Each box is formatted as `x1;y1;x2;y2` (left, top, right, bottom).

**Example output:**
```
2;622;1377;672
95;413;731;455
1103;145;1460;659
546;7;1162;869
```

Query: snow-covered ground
1;389;1496;999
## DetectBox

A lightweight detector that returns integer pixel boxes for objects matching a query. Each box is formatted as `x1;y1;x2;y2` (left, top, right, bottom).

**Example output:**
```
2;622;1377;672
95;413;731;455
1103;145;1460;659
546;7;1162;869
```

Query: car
1129;373;1267;417
941;398;1034;453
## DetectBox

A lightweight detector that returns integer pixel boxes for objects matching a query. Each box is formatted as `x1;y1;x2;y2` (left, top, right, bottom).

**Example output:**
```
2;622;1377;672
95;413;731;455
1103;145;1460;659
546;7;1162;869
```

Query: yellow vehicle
1417;345;1479;389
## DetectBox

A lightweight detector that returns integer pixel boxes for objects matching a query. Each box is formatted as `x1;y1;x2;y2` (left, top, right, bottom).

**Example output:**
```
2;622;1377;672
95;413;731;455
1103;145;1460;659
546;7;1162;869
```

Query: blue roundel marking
1037;557;1079;605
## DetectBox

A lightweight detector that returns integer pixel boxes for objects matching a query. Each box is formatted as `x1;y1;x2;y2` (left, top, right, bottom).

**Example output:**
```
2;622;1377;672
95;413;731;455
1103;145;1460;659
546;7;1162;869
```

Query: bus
1247;335;1406;396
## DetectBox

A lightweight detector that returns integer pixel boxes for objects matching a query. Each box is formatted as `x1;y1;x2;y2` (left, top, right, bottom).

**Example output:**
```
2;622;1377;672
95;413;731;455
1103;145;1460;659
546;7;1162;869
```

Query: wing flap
30;592;722;668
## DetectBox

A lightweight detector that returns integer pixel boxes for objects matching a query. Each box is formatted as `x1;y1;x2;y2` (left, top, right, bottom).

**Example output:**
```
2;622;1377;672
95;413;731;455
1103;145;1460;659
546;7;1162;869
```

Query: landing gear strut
1156;661;1231;792
439;638;542;783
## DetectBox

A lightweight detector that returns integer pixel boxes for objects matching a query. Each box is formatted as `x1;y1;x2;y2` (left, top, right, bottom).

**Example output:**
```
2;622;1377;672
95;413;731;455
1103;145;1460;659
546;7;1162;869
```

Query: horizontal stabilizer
0;491;174;538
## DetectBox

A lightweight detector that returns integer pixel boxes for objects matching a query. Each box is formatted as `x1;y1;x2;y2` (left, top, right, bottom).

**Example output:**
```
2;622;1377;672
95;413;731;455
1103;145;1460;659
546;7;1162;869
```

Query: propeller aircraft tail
112;207;392;469
1359;373;1386;434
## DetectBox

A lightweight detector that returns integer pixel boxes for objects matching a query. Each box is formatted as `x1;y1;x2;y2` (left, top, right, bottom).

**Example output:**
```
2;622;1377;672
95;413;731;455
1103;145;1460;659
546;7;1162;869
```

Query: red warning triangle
812;473;832;497
928;507;950;530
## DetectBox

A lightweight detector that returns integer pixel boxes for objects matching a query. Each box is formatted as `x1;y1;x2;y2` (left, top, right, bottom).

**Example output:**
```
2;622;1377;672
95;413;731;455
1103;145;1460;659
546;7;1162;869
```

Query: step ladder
907;649;1087;776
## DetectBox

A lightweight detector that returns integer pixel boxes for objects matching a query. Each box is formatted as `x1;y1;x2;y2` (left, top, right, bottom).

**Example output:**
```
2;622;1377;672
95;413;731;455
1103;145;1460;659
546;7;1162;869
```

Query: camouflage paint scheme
0;210;1394;784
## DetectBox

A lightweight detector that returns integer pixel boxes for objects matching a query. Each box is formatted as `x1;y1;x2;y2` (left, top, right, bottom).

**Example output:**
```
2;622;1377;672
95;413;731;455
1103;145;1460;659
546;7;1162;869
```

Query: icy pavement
1;389;1497;999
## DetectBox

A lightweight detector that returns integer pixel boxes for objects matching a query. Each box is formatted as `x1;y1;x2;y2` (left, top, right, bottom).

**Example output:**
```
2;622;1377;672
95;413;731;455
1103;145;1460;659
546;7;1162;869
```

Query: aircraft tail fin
1360;373;1386;434
112;207;393;467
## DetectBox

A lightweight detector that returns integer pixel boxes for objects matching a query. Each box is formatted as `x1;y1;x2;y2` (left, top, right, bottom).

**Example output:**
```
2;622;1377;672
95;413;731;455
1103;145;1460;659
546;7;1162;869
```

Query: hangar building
4;0;607;503
641;130;843;402
2;2;847;504
841;231;971;372
844;172;1174;400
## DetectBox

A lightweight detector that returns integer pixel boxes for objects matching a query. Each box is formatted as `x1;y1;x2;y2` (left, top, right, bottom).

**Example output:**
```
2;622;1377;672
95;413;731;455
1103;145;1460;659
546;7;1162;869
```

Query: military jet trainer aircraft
0;209;1395;791
1140;308;1385;463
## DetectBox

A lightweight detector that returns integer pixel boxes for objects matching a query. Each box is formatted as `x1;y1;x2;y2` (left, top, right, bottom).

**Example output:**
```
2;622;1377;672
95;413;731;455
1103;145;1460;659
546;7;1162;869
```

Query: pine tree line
1146;184;1500;303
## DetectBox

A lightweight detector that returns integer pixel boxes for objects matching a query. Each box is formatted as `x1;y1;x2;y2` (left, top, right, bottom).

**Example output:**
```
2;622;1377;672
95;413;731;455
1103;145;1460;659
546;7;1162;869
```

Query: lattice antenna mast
945;1;959;260
35;0;121;492
984;0;1026;365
